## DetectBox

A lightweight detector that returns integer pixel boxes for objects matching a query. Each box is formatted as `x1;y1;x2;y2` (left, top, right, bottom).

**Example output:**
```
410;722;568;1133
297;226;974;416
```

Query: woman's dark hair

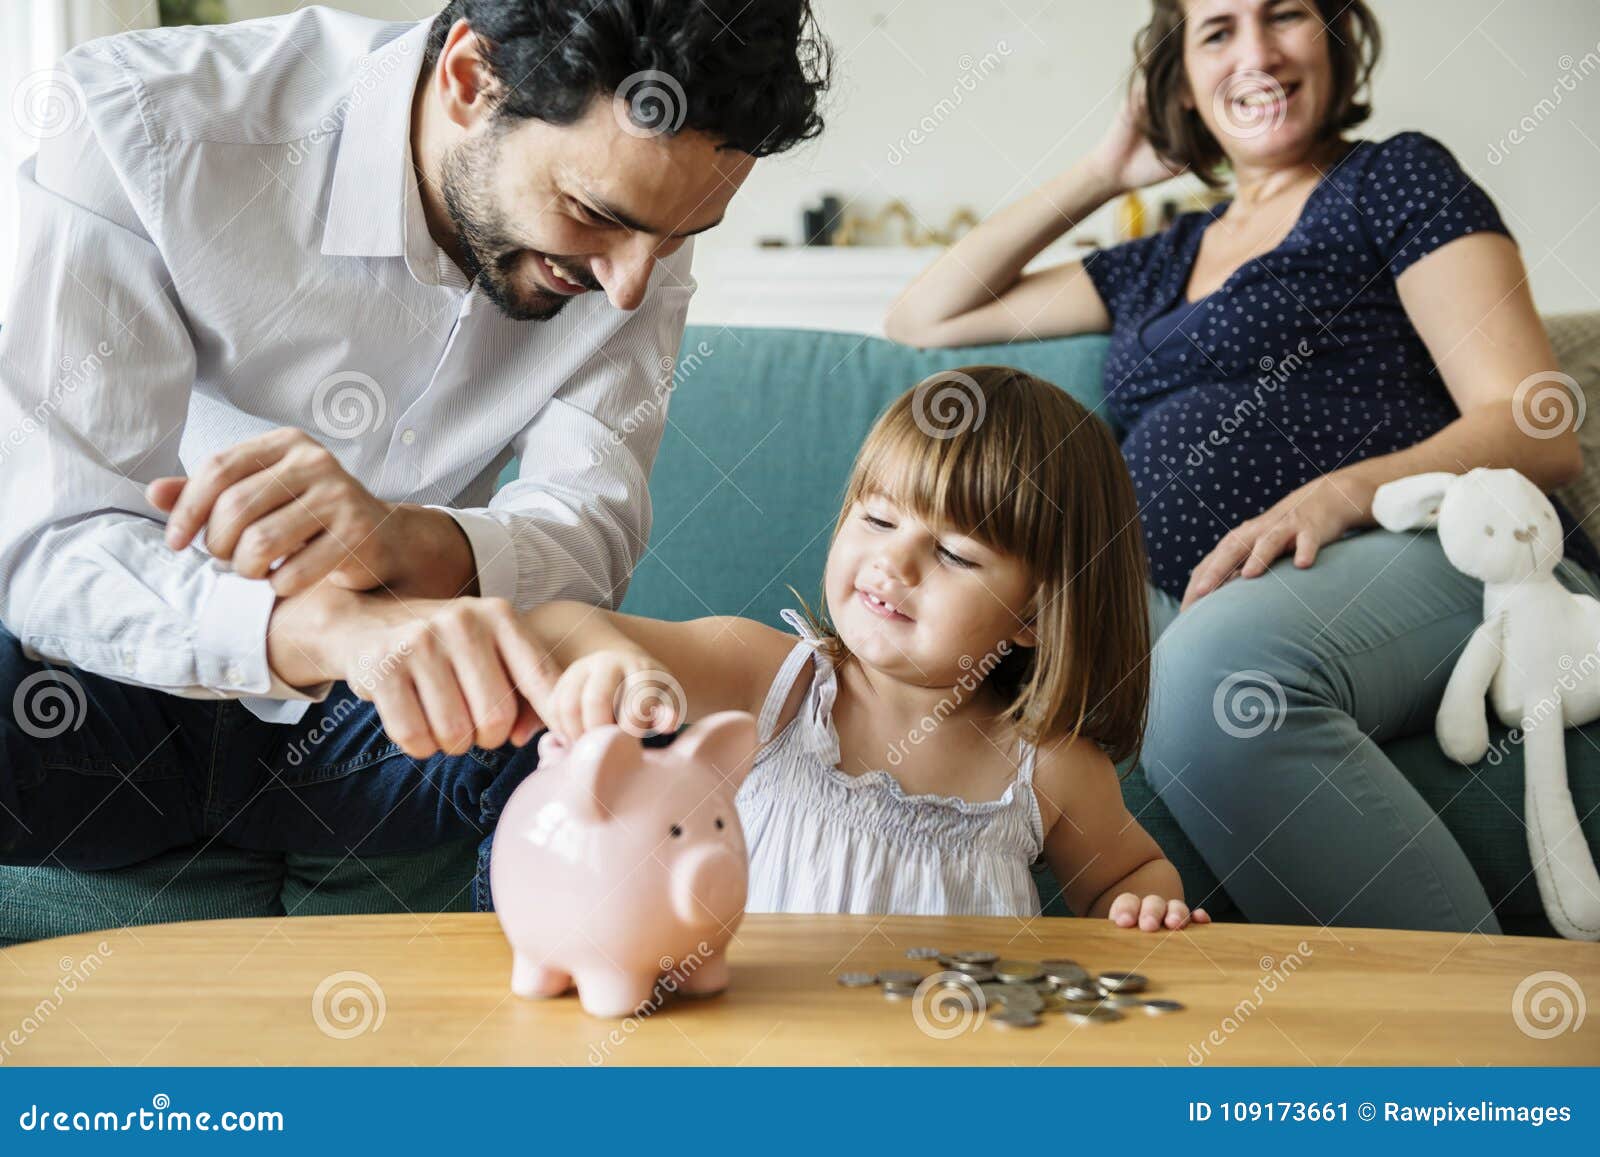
424;0;831;157
1134;0;1382;186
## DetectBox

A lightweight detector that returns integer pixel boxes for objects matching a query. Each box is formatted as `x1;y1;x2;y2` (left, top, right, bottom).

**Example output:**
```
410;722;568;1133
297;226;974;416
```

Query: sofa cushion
623;325;1113;629
1549;311;1600;545
0;839;480;948
623;323;1599;930
0;846;284;948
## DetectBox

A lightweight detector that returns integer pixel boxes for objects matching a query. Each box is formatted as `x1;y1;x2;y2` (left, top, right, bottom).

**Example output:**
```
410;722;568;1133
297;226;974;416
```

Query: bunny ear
1372;472;1461;531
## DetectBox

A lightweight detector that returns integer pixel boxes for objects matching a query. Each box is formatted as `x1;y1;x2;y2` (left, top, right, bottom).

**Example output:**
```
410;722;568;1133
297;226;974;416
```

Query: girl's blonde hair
796;365;1150;763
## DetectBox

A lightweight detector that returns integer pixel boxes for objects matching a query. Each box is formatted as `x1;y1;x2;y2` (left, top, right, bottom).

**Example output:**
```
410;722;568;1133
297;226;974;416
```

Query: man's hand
1181;472;1376;609
147;427;463;598
269;585;554;758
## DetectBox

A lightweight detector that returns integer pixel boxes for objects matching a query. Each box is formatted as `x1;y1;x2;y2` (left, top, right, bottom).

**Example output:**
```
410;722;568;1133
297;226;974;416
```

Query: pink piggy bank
490;710;757;1018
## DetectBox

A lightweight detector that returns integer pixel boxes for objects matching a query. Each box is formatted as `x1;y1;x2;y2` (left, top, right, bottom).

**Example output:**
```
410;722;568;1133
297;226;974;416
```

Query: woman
885;0;1597;933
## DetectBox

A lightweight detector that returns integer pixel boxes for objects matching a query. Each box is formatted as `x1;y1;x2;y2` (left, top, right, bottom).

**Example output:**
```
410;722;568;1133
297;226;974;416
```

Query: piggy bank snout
670;844;747;928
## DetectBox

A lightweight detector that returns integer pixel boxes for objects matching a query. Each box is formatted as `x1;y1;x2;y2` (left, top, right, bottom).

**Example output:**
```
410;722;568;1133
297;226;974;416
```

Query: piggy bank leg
511;953;571;999
573;970;662;1019
673;952;730;998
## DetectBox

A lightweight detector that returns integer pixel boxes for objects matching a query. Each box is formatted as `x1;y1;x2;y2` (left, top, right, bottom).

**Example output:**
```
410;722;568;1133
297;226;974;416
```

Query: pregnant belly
1118;386;1451;598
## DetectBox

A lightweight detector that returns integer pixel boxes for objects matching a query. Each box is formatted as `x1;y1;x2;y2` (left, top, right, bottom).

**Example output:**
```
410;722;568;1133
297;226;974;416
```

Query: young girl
524;365;1208;931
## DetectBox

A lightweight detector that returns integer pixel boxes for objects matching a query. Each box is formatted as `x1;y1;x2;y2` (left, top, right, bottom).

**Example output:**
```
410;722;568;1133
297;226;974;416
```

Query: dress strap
756;610;828;744
1014;736;1046;850
778;607;821;641
1015;736;1038;785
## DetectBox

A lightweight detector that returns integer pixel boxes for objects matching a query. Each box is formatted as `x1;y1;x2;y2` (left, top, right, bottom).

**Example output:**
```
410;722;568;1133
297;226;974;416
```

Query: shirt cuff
430;505;518;603
195;569;334;703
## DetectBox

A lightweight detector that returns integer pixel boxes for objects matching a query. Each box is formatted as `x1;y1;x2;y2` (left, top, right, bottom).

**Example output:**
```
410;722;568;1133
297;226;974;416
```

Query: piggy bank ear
1372;472;1459;531
565;727;638;822
672;711;759;791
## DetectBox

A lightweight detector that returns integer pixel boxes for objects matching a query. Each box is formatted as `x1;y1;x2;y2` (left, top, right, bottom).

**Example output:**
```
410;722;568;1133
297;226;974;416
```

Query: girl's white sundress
737;609;1045;916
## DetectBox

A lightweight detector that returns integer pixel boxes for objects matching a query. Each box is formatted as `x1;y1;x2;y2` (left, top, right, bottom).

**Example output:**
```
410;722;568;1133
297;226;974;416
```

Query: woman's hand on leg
1182;473;1377;609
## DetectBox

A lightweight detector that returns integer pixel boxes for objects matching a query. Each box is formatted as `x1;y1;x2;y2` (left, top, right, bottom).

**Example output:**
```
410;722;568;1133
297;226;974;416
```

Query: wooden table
2;913;1596;1065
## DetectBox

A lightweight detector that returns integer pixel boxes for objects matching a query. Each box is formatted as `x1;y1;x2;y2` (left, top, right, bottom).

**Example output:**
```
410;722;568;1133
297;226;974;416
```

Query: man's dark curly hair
423;0;831;157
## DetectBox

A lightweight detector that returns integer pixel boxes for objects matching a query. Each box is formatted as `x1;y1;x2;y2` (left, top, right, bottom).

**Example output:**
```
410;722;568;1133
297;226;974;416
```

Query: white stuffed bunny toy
1373;467;1600;940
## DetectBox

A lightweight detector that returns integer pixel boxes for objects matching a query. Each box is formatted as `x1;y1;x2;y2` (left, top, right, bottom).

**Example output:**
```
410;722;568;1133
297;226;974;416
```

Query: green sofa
4;325;1594;945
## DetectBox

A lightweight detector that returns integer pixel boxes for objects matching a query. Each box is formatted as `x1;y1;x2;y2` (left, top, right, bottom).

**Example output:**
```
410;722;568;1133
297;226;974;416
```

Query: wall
13;0;1600;316
710;0;1600;313
271;0;1600;312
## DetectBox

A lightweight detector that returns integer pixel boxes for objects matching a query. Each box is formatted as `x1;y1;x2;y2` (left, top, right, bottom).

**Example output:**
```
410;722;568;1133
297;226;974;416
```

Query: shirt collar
401;137;469;290
321;19;435;265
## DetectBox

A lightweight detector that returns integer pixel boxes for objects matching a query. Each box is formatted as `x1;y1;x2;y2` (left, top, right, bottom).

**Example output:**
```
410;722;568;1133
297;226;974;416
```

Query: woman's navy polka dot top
1084;131;1598;597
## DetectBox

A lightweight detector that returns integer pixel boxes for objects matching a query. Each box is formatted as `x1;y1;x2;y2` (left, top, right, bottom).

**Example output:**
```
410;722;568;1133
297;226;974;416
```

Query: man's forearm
265;582;359;687
266;581;465;689
381;504;480;598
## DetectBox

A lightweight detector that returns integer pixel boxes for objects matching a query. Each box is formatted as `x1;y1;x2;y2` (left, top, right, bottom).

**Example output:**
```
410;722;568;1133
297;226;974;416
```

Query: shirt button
122;650;136;670
400;429;416;445
225;663;244;685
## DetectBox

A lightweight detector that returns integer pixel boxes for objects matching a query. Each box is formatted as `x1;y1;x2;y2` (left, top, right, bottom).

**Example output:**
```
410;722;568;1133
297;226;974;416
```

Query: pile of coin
834;947;1185;1030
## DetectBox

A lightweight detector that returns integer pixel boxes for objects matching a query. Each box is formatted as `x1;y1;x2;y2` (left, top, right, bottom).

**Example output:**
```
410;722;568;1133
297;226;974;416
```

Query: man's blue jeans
0;624;539;911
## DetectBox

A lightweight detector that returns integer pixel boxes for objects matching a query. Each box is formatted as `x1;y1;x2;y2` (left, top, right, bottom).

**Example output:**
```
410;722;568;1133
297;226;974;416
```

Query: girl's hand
543;648;685;744
1108;892;1210;931
1181;473;1376;609
1088;83;1188;196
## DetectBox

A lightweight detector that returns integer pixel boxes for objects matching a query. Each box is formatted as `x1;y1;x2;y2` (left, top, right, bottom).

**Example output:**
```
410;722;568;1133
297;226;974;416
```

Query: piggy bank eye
669;824;683;838
715;817;725;830
1484;526;1495;537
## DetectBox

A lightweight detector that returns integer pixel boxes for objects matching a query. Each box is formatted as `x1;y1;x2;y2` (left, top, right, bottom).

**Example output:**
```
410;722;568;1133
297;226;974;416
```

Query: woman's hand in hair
1181;472;1377;609
1088;83;1188;197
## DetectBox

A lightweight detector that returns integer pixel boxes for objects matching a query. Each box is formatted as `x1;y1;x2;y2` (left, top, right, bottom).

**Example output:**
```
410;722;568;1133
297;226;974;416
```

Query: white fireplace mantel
684;246;939;336
683;241;1088;336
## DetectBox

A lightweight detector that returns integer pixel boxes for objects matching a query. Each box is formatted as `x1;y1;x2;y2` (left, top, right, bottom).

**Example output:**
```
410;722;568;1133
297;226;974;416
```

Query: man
0;0;829;902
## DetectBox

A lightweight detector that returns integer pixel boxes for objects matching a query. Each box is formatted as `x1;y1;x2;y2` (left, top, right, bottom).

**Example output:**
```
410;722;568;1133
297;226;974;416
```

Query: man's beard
439;129;577;322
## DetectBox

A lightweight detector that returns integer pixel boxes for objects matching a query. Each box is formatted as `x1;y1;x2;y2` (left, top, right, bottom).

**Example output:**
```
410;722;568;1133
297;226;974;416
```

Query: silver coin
1044;967;1090;985
1064;1004;1124;1024
905;947;942;960
1060;982;1103;1002
882;981;918;999
1039;958;1084;973
994;960;1044;984
1101;994;1146;1010
1097;971;1149;993
996;982;1039;998
837;972;877;987
876;969;925;985
939;973;984;990
1142;998;1185;1015
1003;995;1044;1007
991;1009;1041;1029
950;950;999;965
951;964;996;983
